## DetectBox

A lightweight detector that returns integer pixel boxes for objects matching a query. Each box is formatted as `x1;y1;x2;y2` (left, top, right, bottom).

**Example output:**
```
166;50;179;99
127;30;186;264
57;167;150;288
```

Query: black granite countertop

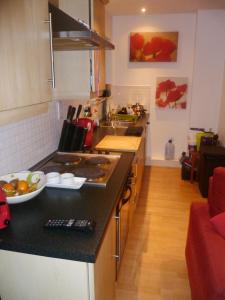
0;151;133;263
0;115;148;263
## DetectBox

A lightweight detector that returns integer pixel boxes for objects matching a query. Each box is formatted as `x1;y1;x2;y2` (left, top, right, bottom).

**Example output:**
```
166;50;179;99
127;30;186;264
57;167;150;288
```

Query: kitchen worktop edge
0;127;136;263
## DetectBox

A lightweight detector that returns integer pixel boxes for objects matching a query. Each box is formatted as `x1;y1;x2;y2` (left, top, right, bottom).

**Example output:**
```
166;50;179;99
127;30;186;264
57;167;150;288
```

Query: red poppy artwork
130;32;178;62
155;77;188;109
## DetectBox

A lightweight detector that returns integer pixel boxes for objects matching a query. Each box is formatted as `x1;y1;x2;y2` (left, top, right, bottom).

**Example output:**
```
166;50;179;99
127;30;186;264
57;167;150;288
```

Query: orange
2;182;16;196
2;183;15;192
17;180;29;193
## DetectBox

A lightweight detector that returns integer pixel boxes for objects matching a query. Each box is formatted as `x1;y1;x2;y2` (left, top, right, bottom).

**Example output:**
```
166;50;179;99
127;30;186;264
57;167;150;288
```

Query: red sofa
186;167;225;300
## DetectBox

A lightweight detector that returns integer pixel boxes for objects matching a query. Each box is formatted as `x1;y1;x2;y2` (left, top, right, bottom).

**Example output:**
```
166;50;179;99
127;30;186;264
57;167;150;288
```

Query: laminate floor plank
115;166;204;300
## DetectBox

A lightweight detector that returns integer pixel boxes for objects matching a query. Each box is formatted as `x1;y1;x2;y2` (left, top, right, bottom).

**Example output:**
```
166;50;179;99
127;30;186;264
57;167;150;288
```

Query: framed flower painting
130;32;178;62
155;77;188;109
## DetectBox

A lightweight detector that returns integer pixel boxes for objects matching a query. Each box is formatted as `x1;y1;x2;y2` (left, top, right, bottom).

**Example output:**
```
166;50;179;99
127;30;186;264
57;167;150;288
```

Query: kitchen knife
67;105;73;121
76;105;83;120
70;106;76;122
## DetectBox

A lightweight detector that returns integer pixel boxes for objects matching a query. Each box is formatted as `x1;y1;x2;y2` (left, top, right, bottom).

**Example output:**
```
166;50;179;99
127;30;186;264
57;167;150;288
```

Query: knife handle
67;105;73;121
76;105;83;120
70;107;76;122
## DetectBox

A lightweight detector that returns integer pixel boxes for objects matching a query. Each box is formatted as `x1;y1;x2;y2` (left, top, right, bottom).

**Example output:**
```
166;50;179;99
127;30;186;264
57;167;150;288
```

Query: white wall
107;10;225;165
190;10;225;131
108;13;196;164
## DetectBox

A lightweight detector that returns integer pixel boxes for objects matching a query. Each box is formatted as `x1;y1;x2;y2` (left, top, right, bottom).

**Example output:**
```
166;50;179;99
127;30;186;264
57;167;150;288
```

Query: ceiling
106;0;225;15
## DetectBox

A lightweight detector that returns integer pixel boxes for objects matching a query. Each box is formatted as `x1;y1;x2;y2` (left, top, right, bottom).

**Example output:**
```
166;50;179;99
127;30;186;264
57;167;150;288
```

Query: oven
115;170;134;279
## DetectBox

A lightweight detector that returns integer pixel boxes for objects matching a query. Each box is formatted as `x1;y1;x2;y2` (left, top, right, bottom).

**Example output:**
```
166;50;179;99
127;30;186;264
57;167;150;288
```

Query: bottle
165;139;175;160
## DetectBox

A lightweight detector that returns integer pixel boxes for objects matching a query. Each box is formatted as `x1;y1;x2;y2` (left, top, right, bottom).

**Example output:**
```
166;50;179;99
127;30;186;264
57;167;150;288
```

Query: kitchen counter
0;152;133;263
0;115;148;264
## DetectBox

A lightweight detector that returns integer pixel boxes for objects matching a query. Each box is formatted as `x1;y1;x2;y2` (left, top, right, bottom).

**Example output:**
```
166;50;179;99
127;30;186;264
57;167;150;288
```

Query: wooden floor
115;166;205;300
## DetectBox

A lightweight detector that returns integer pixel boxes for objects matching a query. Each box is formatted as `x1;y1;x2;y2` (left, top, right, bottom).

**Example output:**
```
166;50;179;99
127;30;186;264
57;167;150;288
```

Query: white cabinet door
0;0;52;112
0;250;90;300
53;0;107;100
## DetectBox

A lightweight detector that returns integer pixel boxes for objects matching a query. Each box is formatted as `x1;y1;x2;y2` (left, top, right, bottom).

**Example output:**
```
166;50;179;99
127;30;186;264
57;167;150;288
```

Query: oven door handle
122;186;132;205
114;214;121;262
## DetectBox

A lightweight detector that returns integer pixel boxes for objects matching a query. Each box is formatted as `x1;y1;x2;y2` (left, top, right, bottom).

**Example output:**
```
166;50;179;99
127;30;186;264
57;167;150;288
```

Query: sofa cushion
208;167;225;217
210;212;225;239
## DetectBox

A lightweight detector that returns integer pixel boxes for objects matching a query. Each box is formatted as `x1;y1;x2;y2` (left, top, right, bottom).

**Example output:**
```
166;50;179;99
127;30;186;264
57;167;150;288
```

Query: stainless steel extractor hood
49;3;115;51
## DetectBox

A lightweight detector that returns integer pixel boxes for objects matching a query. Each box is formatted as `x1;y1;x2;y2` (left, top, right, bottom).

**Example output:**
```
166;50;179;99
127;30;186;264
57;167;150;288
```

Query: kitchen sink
100;120;137;128
125;126;143;137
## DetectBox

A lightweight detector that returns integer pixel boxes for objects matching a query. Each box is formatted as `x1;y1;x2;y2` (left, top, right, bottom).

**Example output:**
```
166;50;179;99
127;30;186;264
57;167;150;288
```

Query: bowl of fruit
0;171;46;204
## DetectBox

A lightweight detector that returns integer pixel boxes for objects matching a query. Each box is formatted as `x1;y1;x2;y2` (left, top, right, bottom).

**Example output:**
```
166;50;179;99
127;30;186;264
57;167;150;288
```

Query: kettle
0;188;10;230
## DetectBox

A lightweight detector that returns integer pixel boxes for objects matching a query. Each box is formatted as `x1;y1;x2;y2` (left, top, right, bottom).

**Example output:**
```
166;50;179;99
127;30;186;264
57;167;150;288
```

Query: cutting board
95;135;142;152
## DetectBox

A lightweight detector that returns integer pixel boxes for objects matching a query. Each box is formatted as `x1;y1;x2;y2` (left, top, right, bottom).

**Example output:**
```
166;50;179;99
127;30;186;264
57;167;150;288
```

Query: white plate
46;177;86;190
0;171;46;204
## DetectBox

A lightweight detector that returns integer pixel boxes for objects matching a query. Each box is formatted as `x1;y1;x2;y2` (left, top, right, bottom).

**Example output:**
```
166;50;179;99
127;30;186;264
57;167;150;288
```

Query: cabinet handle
44;13;55;88
113;255;120;260
114;215;121;261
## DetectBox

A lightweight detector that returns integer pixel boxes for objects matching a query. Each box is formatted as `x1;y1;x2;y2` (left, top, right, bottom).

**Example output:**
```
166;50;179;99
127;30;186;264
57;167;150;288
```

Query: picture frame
130;32;178;62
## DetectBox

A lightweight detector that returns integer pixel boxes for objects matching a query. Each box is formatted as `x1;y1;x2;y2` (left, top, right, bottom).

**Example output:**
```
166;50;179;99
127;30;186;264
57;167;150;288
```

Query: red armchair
186;167;225;300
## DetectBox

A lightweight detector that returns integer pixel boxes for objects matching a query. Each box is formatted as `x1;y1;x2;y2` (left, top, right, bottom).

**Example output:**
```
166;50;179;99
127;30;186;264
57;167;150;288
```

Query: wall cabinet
53;0;106;100
0;0;52;112
0;210;116;300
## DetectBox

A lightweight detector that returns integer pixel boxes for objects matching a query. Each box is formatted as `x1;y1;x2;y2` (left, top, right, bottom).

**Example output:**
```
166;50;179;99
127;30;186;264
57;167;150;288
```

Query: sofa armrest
186;203;225;300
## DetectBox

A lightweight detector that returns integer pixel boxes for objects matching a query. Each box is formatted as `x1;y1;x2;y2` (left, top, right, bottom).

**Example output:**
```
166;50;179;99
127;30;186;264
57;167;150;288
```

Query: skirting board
145;156;180;168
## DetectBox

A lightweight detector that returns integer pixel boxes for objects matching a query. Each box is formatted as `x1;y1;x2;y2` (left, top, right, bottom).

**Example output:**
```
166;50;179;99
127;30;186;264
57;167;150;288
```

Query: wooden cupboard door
32;0;52;104
91;0;106;94
94;211;116;300
136;137;145;198
0;0;51;112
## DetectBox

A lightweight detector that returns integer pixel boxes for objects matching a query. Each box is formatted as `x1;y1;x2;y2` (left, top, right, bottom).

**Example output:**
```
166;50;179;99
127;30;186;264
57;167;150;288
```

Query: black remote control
44;219;96;232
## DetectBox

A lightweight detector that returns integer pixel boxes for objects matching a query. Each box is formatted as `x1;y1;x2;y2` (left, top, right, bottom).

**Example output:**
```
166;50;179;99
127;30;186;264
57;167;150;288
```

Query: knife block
58;122;87;152
73;118;94;149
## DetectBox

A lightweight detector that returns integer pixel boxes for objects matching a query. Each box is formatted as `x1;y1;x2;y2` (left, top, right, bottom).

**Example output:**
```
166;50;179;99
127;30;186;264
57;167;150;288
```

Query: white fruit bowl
0;171;46;204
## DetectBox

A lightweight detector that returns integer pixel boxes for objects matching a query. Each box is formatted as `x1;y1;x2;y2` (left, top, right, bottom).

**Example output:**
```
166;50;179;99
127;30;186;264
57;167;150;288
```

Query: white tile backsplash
0;102;61;176
110;85;151;112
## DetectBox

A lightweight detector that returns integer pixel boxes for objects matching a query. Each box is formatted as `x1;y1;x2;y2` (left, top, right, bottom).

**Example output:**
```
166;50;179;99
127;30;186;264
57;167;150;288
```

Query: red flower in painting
130;33;145;50
156;80;187;109
130;47;137;61
130;33;145;60
157;79;176;93
156;98;170;107
143;37;163;56
167;84;188;103
167;89;182;102
143;37;177;61
176;84;187;94
156;79;176;98
160;39;177;55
